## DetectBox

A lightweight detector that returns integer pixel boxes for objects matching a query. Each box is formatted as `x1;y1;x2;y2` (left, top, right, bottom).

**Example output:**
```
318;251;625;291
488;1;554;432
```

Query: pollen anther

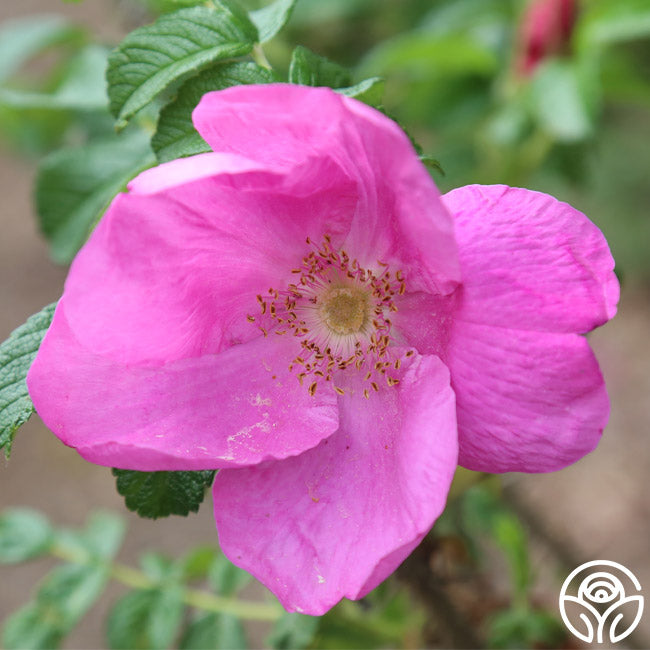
251;235;407;397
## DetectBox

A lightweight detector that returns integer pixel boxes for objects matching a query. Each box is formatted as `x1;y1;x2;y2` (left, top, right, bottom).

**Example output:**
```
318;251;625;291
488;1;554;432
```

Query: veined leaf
112;469;216;519
36;129;155;263
251;0;298;43
0;304;56;457
107;3;258;128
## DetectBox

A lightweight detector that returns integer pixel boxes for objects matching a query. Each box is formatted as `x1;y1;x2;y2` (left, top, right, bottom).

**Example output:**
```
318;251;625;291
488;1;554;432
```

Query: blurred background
1;0;649;647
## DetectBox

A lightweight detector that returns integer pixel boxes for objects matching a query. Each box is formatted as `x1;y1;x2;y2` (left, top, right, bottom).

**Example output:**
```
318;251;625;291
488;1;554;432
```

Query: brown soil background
1;2;649;648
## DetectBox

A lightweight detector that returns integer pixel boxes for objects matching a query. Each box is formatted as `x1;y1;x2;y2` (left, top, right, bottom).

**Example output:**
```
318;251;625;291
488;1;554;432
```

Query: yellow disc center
319;286;369;335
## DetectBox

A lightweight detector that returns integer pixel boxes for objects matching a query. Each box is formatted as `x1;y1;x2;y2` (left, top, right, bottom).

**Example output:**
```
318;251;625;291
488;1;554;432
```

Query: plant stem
251;43;272;70
50;544;282;622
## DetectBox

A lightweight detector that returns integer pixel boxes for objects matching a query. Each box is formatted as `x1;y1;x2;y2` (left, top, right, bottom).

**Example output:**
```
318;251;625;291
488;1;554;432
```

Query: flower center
319;285;369;335
249;235;406;397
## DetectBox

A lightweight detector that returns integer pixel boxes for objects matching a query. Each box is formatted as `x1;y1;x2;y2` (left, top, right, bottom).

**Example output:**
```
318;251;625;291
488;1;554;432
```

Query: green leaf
487;607;566;649
288;45;351;88
180;552;251;649
0;45;109;113
112;469;216;519
208;553;251;596
360;33;498;81
530;60;597;142
0;303;56;457
106;587;185;650
50;44;109;110
0;509;53;564
40;563;108;621
578;0;650;50
336;77;384;107
50;512;125;588
180;613;247;650
106;4;258;128
35;129;155;263
140;552;180;582
180;546;219;580
0;15;83;85
267;612;319;650
4;563;109;649
2;603;63;650
419;154;445;176
493;516;530;598
152;61;274;162
147;0;207;10
462;486;531;598
250;0;298;43
80;511;126;560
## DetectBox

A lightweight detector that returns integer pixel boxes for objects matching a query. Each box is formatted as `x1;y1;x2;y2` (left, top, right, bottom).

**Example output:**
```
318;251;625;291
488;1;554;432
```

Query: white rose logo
559;560;644;644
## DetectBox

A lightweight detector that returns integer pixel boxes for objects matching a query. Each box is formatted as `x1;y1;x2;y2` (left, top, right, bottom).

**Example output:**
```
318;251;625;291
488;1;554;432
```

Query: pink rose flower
27;84;618;615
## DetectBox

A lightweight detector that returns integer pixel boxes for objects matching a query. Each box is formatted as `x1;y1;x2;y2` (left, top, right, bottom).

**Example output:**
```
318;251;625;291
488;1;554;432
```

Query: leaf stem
50;544;282;621
251;43;272;70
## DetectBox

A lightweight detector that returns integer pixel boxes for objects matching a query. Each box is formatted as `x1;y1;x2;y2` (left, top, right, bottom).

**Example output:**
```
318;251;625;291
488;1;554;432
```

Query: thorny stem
50;544;282;622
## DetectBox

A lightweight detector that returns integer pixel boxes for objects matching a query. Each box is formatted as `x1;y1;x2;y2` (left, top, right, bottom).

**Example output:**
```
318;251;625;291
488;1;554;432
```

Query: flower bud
516;0;577;76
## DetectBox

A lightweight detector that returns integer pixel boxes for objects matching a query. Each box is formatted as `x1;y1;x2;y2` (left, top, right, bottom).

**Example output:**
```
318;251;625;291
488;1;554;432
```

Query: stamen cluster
249;236;408;397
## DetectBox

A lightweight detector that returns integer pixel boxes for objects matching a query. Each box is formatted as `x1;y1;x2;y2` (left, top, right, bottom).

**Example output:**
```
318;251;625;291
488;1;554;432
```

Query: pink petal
62;155;357;365
448;321;609;473
194;84;460;295
392;290;458;358
27;304;338;471
127;151;271;194
443;185;619;333
212;354;458;614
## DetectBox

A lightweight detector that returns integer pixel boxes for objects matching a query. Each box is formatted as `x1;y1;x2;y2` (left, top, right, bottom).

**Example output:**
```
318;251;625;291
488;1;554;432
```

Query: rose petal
27;304;338;470
392;290;458;358
63;155;357;364
448;320;609;473
194;84;460;295
443;184;619;333
212;354;457;614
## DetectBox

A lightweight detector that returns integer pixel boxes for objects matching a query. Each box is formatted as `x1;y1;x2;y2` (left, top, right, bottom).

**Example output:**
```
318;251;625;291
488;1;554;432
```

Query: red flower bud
516;0;577;76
